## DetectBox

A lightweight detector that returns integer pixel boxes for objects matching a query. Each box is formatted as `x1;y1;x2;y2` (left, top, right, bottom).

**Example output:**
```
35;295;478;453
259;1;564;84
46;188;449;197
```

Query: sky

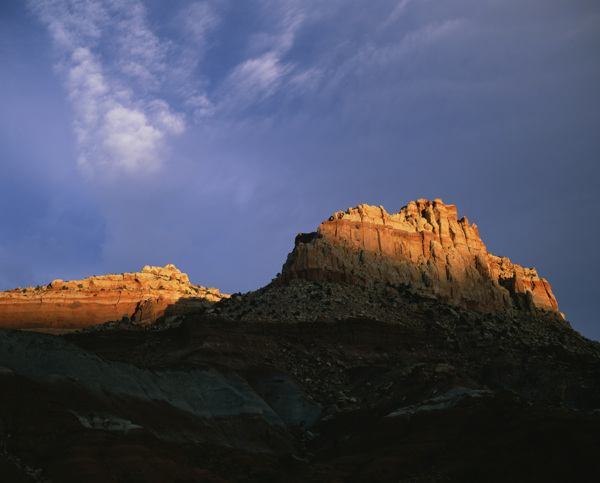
1;0;599;340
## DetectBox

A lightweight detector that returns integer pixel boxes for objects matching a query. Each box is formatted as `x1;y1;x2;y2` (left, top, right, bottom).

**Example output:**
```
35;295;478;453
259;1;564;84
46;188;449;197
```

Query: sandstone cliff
279;199;560;315
0;264;227;330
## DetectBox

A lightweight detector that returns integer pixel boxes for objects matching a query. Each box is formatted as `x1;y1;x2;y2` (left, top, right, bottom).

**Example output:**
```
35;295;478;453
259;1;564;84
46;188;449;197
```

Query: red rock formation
0;264;228;330
280;199;560;315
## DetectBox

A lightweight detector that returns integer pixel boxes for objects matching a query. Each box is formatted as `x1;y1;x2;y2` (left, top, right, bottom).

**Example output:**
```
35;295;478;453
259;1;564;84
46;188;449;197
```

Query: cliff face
280;199;559;315
0;264;227;330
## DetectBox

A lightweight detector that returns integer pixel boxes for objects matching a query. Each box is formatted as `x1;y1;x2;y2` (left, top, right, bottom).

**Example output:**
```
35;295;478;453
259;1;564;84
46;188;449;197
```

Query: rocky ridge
279;199;559;315
0;264;227;330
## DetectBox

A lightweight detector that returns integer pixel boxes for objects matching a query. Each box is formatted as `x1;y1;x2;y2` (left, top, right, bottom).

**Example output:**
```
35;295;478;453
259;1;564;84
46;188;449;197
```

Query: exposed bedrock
279;199;559;315
0;264;228;330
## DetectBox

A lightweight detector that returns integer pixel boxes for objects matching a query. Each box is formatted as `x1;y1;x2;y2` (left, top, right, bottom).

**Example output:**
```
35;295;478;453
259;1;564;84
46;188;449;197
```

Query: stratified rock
279;199;560;315
0;265;228;330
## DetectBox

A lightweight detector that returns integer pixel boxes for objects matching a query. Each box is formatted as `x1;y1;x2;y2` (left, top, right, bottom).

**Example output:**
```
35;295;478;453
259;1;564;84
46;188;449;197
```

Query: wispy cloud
170;1;223;119
29;0;185;179
369;18;467;66
211;0;308;116
221;52;290;111
382;0;411;29
178;1;222;48
202;1;465;122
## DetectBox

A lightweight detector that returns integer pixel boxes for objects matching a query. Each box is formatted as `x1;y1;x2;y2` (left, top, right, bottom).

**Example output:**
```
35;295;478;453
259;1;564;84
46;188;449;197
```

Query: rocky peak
279;199;560;316
327;199;486;256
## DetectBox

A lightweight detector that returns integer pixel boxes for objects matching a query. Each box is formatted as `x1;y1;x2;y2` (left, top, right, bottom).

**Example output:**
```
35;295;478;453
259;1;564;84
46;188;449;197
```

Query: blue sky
1;1;599;340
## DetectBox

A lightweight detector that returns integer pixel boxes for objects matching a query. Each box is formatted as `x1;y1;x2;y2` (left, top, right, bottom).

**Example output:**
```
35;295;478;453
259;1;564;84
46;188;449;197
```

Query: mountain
1;200;599;482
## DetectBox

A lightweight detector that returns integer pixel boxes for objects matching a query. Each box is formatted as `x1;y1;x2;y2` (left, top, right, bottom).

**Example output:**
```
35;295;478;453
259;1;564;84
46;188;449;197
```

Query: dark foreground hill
1;200;599;482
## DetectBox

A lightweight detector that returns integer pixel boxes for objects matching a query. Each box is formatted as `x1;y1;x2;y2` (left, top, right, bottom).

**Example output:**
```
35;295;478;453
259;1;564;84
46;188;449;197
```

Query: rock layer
0;264;227;330
280;199;559;315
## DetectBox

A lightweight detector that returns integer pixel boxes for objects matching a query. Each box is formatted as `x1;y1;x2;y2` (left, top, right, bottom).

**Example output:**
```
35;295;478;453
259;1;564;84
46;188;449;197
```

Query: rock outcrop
279;199;559;315
0;264;227;330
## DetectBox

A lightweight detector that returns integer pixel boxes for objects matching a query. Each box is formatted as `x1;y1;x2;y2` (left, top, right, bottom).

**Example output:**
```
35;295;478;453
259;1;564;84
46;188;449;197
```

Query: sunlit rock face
0;264;228;330
280;199;559;315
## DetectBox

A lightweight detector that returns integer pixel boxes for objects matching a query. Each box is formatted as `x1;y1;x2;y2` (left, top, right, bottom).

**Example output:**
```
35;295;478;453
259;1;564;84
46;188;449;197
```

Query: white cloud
217;51;291;115
112;4;169;88
100;106;163;173
29;0;186;179
214;1;308;114
67;47;107;128
315;16;466;100
179;1;222;47
30;0;107;50
226;52;287;101
165;1;223;109
64;45;183;177
207;2;464;119
147;100;185;134
28;0;471;159
186;94;215;121
248;0;305;55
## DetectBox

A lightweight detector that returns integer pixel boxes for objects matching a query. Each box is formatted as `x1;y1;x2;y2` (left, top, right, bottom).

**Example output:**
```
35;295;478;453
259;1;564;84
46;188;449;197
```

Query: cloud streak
203;0;312;117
